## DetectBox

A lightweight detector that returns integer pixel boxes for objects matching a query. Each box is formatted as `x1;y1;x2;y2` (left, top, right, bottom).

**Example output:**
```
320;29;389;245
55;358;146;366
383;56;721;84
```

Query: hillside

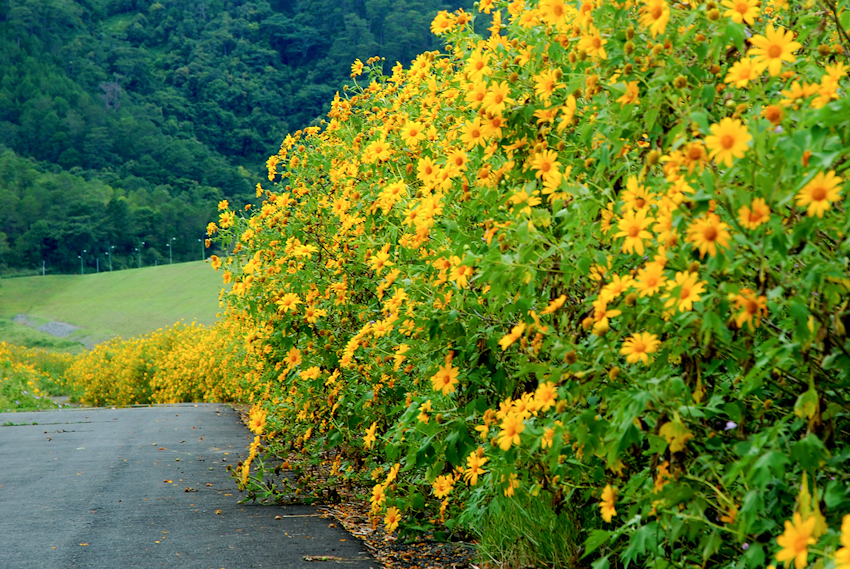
0;260;225;347
0;0;471;275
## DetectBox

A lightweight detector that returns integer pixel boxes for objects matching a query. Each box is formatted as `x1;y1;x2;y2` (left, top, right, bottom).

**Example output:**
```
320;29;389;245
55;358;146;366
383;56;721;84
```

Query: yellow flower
499;322;527;350
363;422;378;450
749;24;802;77
835;514;850;569
616;81;640;106
795;171;843;217
276;293;302;313
578;25;607;60
430;362;460;395
534;382;558;412
432;474;455;498
721;0;759;24
725;58;761;88
400;120;426;147
248;403;267;435
539;0;572;27
463;450;488;486
496;413;525;450
635;261;667;298
350;58;364;78
465;50;492;82
384;506;401;533
430;10;455;35
599;484;617;522
738;197;771;229
541;295;567;315
482;81;514;116
733;288;768;330
639;0;670;38
686;213;731;258
705;117;751;167
614;208;655;256
775;513;817;569
621;332;661;365
663;271;707;313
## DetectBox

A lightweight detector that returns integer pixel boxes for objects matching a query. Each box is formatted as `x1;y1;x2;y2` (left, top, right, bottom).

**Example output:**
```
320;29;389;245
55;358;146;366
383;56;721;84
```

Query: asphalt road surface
0;404;375;569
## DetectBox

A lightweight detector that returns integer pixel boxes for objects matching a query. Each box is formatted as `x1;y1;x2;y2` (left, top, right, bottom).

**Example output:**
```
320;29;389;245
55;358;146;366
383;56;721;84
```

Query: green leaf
582;529;613;558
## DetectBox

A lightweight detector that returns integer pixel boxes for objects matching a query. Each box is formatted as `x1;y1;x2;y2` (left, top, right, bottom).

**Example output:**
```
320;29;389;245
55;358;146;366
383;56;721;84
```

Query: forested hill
0;0;469;274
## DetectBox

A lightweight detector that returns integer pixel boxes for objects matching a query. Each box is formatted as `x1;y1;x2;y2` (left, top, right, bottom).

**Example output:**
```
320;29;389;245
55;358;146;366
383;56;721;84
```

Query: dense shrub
215;0;850;567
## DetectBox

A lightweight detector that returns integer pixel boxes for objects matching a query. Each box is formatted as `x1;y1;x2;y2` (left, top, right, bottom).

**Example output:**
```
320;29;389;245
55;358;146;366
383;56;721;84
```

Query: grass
0;261;225;346
474;493;584;569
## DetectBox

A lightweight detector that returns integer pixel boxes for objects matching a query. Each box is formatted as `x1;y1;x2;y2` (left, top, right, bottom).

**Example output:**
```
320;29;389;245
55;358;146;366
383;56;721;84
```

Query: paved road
0;404;374;568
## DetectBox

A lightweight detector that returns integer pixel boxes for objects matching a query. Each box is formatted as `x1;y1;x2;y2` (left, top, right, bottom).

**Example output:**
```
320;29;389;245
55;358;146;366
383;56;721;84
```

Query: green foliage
0;0;472;273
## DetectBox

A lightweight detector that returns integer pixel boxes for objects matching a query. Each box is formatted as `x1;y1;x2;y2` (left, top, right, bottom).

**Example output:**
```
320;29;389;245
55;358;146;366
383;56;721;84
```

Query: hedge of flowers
215;0;850;566
0;342;73;411
64;320;257;407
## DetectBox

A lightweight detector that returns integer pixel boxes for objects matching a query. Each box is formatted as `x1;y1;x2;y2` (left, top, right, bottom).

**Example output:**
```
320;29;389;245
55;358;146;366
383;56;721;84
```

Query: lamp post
198;238;204;261
167;237;176;264
137;241;145;269
79;249;87;275
106;246;114;272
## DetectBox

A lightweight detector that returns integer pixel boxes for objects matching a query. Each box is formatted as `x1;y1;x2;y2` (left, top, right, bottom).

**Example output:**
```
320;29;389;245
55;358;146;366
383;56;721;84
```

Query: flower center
651;5;663;18
736;2;749;12
810;185;827;201
688;147;703;160
721;134;735;149
632;340;647;353
629;225;640;238
702;226;718;241
768;44;783;59
744;299;758;314
635;197;646;208
592;37;602;49
679;286;692;300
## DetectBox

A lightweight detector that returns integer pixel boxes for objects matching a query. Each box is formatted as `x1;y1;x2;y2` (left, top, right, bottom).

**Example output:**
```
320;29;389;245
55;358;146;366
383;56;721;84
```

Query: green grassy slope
0;261;225;346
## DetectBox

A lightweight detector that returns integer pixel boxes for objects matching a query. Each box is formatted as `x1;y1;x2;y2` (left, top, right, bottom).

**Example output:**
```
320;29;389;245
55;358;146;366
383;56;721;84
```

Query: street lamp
137;241;145;269
198;238;204;261
106;246;114;272
167;237;176;264
79;249;87;275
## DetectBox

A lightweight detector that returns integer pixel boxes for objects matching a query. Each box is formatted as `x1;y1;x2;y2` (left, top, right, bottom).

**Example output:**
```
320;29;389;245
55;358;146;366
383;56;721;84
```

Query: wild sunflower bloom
276;292;302;313
725;58;761;88
705;117;752;167
432;474;455;498
499;322;527;350
733;288;768;330
795;171;843;217
686;213;731;258
496;412;525;450
465;50;492;82
616;81;640;106
400;121;426;147
599;484;617;522
363;422;378;449
750;24;802;77
635;261;668;297
463;450;488;486
738;197;771;229
384;507;401;533
430;362;460;395
663;271;706;313
460;117;488;149
614;209;655;256
639;0;670;38
776;513;817;569
248;403;267;435
482;81;514;116
350;58;364;78
578;25;608;59
721;0;759;25
541;295;567;314
835;514;850;569
539;0;572;27
621;332;661;365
